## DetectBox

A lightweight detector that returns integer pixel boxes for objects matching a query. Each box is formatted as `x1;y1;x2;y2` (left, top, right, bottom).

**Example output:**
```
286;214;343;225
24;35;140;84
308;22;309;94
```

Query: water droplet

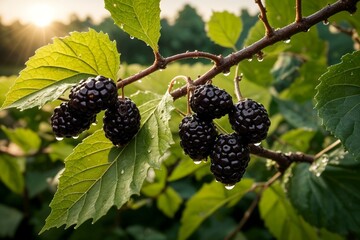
283;38;291;44
254;142;261;146
215;179;219;183
130;36;134;39
193;160;202;165
56;136;64;141
147;149;152;153
323;19;329;25
350;72;354;76
159;69;163;72
120;23;124;29
151;135;155;139
92;122;97;126
303;28;310;32
223;70;231;76
225;184;235;190
72;135;79;139
138;80;142;83
121;169;124;174
257;56;264;62
113;3;117;7
248;58;253;62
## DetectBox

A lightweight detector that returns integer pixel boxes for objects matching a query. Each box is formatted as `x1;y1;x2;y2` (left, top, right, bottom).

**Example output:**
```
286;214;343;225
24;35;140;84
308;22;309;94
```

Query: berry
179;114;218;161
68;76;118;115
103;98;141;146
51;102;96;138
210;134;250;185
190;84;233;120
228;99;270;144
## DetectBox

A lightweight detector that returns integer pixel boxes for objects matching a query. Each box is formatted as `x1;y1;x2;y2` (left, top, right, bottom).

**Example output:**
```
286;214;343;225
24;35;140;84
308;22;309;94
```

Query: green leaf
260;183;319;240
105;0;161;51
1;29;120;110
141;166;167;197
288;148;360;236
273;128;316;152
40;92;174;233
0;76;15;105
0;155;24;194
315;51;360;159
168;157;205;182
178;179;253;240
1;127;41;154
206;11;242;49
157;187;183;218
0;204;23;237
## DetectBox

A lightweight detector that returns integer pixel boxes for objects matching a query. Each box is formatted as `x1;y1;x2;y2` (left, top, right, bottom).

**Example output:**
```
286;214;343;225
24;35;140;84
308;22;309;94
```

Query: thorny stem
255;0;274;36
225;172;282;240
296;0;303;22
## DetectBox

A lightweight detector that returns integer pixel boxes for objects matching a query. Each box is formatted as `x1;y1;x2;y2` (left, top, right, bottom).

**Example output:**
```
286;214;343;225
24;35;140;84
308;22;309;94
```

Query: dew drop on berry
193;160;202;165
254;142;261;146
225;184;235;190
92;122;97;126
130;36;134;39
72;135;79;139
55;136;64;141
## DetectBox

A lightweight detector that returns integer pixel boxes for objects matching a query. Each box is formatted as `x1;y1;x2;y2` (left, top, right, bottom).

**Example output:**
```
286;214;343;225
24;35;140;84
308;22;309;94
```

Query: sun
28;3;55;27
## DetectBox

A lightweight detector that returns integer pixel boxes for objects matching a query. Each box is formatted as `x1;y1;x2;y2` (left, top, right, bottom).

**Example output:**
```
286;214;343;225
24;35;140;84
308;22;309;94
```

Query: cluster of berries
51;76;141;146
179;84;270;187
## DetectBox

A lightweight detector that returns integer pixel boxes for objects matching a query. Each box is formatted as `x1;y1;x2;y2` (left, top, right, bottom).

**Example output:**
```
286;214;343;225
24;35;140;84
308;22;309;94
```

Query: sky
0;0;257;26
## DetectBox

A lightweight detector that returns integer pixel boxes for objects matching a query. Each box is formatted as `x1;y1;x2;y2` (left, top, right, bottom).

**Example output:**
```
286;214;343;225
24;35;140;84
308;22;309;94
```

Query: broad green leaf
288;148;360;236
273;128;316;153
1;127;41;154
105;0;161;51
206;11;242;49
168;157;205;182
260;183;321;240
157;187;183;218
0;204;23;237
0;76;15;105
315;51;360;159
0;155;24;194
40;92;174;233
2;29;119;110
179;179;253;240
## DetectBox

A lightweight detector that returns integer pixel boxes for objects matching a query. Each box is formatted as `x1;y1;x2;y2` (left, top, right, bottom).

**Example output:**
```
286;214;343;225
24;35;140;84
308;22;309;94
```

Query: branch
224;172;281;240
249;144;314;172
255;0;274;36
116;51;222;88
170;0;359;99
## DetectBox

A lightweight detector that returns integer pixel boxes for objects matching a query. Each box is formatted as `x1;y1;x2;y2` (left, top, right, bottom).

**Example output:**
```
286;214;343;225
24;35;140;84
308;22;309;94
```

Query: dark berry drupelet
210;133;250;185
51;102;96;138
68;76;118;115
179;114;218;161
103;98;141;146
228;99;270;144
190;84;233;120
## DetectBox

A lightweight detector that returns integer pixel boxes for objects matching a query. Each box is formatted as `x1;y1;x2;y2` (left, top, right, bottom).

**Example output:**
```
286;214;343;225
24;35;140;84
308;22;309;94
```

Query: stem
233;64;243;102
255;0;274;36
314;139;341;159
296;0;303;22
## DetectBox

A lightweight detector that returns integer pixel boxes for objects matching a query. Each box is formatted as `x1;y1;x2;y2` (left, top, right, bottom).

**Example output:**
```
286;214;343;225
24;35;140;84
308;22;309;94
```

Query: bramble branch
296;0;303;22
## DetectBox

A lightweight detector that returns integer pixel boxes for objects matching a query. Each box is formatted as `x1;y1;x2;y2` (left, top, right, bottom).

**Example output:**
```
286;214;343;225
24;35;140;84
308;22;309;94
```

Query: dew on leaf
193;160;202;165
72;135;79;139
283;38;291;44
55;136;64;141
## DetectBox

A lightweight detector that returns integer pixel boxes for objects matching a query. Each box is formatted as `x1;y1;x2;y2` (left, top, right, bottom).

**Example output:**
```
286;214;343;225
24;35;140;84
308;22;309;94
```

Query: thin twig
296;0;303;22
314;139;342;159
225;172;281;240
255;0;274;37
